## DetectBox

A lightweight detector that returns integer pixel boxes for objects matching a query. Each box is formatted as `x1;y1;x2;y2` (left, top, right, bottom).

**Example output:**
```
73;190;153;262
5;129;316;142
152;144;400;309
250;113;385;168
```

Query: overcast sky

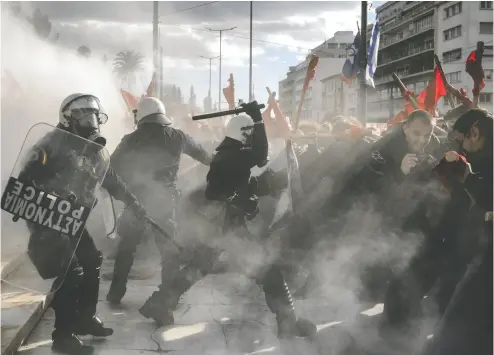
19;1;383;108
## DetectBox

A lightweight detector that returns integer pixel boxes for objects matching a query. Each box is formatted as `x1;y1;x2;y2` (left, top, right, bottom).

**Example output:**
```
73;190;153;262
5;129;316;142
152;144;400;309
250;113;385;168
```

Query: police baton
144;216;183;252
192;103;265;121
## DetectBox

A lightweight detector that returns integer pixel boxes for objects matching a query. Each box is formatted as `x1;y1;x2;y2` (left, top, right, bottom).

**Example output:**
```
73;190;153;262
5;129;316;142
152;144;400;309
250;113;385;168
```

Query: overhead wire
158;22;313;51
159;2;219;18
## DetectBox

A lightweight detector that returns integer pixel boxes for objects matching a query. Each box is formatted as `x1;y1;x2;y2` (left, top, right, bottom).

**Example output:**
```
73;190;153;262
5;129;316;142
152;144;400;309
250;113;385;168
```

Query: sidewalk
14;250;437;355
17;255;325;355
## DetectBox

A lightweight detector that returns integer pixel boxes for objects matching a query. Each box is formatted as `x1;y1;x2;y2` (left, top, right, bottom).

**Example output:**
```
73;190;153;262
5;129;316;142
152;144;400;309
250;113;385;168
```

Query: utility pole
160;46;164;101
249;1;253;101
152;1;159;97
200;55;220;111
207;26;237;110
359;1;368;125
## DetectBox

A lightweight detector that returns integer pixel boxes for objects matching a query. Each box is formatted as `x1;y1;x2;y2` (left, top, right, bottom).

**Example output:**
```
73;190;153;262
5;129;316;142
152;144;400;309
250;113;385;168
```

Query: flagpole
152;1;159;97
160;46;164;101
359;1;368;125
249;1;253;102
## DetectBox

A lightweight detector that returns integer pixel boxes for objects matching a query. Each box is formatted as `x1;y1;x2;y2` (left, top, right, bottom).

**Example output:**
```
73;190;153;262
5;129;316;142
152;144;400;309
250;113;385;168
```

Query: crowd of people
15;91;492;355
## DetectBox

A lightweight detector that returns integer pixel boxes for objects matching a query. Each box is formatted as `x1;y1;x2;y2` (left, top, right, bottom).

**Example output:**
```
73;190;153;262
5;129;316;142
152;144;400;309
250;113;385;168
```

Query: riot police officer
143;101;316;338
105;97;212;325
20;93;146;354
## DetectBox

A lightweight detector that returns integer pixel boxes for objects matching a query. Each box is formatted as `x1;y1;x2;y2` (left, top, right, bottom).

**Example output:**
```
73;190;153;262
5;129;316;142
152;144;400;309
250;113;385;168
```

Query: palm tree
113;51;145;92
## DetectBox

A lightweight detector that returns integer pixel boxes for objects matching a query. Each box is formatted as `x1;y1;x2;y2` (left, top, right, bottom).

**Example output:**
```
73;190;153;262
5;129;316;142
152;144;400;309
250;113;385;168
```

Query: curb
1;291;53;355
1;253;27;281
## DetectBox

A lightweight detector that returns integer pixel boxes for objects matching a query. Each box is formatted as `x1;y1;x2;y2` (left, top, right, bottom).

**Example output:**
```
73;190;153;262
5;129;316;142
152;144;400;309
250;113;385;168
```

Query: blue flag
341;30;361;84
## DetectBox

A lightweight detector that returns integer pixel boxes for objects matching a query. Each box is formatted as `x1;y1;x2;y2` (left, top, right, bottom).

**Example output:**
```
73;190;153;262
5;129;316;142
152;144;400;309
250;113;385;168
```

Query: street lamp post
207;26;237;110
200;55;220;111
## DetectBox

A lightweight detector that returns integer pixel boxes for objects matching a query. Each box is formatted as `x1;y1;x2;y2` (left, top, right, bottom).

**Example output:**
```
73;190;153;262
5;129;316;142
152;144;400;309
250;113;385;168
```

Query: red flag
120;89;139;112
416;67;447;114
387;110;408;126
222;74;235;109
146;72;156;97
262;93;292;139
303;54;319;91
466;49;485;95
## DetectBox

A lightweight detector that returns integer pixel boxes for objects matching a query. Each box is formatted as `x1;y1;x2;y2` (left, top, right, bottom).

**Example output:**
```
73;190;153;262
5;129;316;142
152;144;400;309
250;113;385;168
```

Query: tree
113;51;145;91
77;46;92;58
31;8;52;39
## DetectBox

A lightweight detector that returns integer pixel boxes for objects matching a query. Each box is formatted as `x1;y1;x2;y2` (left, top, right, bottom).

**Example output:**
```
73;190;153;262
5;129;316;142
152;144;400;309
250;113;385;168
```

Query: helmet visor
66;95;108;125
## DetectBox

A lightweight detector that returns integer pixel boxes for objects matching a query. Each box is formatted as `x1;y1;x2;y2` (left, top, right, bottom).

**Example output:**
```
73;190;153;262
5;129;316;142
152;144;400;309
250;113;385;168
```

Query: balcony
374;68;434;86
378;41;434;67
380;1;435;34
380;23;434;50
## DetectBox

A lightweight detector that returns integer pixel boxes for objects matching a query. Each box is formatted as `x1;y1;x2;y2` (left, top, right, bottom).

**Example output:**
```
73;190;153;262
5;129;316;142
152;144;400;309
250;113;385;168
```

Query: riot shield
1;123;110;293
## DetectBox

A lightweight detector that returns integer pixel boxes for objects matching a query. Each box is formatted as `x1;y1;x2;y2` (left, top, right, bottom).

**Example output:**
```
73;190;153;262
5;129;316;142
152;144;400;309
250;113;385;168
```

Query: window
348;108;356;116
443;48;462;63
479;22;493;34
480;1;493;9
479;92;492;103
444;2;462;18
484;45;493;57
485;69;493;80
446;71;462;83
443;25;462;41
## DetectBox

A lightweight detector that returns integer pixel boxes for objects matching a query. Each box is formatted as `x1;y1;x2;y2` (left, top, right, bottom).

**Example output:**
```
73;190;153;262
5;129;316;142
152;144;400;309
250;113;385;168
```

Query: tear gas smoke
1;8;133;269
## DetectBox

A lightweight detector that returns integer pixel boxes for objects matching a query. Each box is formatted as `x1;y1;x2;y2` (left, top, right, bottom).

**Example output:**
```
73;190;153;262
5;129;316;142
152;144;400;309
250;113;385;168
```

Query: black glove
241;101;263;123
128;200;147;219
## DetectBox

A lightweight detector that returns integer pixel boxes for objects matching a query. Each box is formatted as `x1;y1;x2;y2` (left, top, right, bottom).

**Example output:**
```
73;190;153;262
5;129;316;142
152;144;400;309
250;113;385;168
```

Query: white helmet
59;93;108;146
59;93;108;128
135;97;171;126
225;115;254;144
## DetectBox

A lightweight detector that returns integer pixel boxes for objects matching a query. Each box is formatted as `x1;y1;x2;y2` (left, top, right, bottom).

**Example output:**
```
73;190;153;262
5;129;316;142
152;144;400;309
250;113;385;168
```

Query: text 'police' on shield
1;177;91;237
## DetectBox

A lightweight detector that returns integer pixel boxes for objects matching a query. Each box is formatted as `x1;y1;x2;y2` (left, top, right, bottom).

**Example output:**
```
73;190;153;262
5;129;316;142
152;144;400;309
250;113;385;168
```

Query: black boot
260;266;317;340
52;332;94;355
139;291;175;327
139;264;202;326
106;239;139;305
75;315;114;337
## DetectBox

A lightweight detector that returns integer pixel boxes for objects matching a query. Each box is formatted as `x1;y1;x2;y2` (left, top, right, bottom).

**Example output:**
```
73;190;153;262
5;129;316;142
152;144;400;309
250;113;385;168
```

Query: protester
420;108;493;355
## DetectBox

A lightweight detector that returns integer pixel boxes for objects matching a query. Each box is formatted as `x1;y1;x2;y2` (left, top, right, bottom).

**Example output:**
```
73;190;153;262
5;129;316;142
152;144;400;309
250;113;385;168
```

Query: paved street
14;237;437;355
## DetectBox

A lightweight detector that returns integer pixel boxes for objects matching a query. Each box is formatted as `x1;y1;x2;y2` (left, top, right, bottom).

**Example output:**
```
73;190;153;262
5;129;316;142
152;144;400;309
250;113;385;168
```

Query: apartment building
435;1;493;113
320;73;359;119
367;1;437;122
278;31;354;122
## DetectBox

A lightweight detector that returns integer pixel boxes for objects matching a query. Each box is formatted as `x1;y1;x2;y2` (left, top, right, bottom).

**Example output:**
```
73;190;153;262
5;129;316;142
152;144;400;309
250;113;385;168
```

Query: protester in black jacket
106;97;212;326
420;108;493;355
20;93;145;355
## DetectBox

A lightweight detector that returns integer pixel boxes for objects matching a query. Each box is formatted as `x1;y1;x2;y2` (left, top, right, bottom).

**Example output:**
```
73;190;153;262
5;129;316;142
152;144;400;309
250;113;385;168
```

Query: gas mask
241;126;254;147
63;96;108;146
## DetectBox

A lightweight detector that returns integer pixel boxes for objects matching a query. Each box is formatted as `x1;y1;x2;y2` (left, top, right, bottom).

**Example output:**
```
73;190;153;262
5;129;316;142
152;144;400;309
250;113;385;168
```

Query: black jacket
205;122;268;202
110;123;211;195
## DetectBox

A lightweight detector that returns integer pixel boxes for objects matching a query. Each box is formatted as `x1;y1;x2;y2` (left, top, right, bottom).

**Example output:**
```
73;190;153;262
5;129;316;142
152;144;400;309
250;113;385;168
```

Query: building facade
368;1;493;122
435;1;493;113
278;31;354;123
320;73;359;119
368;1;437;122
